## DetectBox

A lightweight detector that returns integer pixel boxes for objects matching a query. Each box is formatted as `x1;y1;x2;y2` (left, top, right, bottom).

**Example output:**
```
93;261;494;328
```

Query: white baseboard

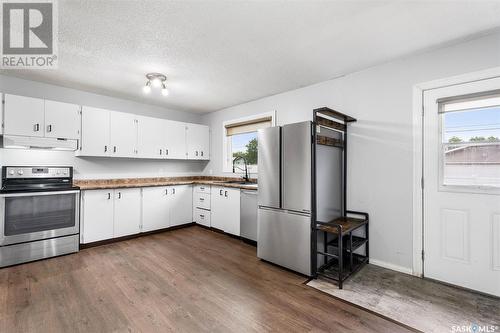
369;259;413;275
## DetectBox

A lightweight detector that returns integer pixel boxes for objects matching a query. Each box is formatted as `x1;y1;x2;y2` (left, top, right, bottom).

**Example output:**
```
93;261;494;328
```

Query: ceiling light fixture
143;73;168;96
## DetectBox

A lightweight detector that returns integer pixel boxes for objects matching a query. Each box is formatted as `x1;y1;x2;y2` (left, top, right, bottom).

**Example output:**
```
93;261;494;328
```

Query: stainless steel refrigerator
257;121;313;276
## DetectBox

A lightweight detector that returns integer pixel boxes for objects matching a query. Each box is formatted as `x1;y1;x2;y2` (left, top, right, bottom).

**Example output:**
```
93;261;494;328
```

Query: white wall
0;75;206;179
201;31;500;271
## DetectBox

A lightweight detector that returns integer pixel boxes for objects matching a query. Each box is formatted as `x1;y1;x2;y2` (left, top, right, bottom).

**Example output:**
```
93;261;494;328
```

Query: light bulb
161;84;169;96
143;81;151;94
152;78;162;88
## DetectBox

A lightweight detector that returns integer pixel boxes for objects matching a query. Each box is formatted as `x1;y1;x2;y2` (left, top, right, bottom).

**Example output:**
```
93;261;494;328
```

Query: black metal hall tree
311;107;369;289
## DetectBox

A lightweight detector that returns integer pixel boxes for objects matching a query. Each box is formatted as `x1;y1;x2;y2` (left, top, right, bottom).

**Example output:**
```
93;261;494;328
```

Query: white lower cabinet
194;208;211;227
113;188;141;237
81;185;193;244
211;186;240;236
170;185;193;227
81;189;114;243
142;186;170;232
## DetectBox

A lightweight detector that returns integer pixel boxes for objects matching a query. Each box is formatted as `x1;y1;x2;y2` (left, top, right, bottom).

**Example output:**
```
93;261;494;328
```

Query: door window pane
441;106;500;187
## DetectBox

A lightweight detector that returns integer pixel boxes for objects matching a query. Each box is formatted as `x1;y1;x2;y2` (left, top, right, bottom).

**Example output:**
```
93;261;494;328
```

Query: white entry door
423;76;500;297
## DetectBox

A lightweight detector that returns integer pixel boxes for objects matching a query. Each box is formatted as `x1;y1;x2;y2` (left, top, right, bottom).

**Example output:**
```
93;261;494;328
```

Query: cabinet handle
224;191;228;197
200;187;205;190
47;124;52;132
195;151;198;156
33;123;40;132
104;145;108;153
160;149;162;155
113;146;117;153
201;151;204;157
199;197;204;201
165;189;168;195
166;149;169;155
118;192;121;199
107;193;111;200
172;188;176;194
219;189;223;196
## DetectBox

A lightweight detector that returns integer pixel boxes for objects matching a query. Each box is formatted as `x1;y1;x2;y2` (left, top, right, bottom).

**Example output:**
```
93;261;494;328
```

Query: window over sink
222;112;275;174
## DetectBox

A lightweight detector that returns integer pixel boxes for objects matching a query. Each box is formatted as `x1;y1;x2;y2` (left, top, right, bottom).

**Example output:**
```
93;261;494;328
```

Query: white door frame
412;66;500;277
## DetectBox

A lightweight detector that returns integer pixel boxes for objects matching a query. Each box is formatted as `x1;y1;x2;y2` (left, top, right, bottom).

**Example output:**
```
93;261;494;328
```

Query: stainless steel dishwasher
240;190;258;242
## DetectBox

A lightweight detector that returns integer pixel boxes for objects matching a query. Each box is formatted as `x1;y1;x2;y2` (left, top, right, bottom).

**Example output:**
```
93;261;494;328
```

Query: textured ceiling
2;0;500;113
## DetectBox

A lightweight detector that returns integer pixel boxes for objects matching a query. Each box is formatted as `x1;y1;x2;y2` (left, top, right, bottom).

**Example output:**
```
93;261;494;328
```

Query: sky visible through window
231;131;258;166
232;132;257;152
443;106;500;143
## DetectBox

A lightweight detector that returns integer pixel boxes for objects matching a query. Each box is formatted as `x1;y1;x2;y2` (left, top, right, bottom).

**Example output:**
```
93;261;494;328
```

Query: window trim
222;111;276;174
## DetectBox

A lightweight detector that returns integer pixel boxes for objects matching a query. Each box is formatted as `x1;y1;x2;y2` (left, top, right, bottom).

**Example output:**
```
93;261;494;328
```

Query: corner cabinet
186;123;210;160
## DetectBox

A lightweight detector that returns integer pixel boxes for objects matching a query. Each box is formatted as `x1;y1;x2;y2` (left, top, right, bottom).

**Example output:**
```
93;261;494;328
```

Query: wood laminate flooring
0;226;414;332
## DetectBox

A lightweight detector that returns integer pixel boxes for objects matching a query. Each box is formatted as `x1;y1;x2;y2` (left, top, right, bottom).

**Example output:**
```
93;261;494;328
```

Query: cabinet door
113;188;141;237
4;94;45;137
142;186;170;232
165;120;187;159
79;106;110;156
110;111;137;158
198;125;210;160
44;100;80;139
210;186;226;230
137;116;165;159
186;123;209;160
170;185;193;226
81;190;114;243
224;188;240;236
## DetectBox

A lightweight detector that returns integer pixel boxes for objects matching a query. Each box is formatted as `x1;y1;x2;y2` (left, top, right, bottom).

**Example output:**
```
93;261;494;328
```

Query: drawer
194;208;210;227
194;192;210;210
194;184;211;194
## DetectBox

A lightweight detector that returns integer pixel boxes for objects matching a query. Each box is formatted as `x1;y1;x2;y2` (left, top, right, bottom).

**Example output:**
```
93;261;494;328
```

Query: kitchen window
439;94;500;190
223;112;275;174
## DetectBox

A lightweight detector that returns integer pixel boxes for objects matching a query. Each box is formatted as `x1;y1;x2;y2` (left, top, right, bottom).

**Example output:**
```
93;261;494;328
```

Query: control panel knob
8;170;14;175
17;170;24;175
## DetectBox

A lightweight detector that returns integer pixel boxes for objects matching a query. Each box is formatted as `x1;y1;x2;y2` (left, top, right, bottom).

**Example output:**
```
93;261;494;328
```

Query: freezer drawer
257;207;311;276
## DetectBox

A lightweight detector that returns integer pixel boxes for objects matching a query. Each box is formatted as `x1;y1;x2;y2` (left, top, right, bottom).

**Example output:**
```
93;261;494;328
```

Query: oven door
0;190;80;246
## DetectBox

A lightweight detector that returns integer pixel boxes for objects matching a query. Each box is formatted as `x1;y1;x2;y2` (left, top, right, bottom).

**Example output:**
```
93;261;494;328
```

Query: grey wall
0;75;205;179
201;31;500;271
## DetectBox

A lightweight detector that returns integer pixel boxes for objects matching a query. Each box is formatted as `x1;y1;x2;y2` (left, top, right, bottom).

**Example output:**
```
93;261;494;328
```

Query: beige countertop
74;176;258;191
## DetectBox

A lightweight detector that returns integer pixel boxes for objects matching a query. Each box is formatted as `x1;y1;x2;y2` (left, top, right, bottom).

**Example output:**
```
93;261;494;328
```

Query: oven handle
0;190;80;198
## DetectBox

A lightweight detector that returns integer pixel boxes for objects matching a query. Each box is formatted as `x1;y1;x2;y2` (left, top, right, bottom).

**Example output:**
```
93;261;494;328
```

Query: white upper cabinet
44;100;80;139
137;116;165;159
165;120;187;159
79;106;110;157
3;94;80;140
186;123;209;160
4;94;45;137
109;111;137;158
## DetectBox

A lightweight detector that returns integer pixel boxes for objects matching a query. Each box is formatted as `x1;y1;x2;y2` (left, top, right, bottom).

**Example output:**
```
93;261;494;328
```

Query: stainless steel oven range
0;166;80;267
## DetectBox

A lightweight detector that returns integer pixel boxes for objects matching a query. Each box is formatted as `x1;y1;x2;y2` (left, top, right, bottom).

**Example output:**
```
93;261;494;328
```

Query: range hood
1;135;78;151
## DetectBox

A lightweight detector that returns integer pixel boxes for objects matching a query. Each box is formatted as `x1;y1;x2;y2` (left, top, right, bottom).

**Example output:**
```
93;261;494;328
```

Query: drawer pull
200;215;205;219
